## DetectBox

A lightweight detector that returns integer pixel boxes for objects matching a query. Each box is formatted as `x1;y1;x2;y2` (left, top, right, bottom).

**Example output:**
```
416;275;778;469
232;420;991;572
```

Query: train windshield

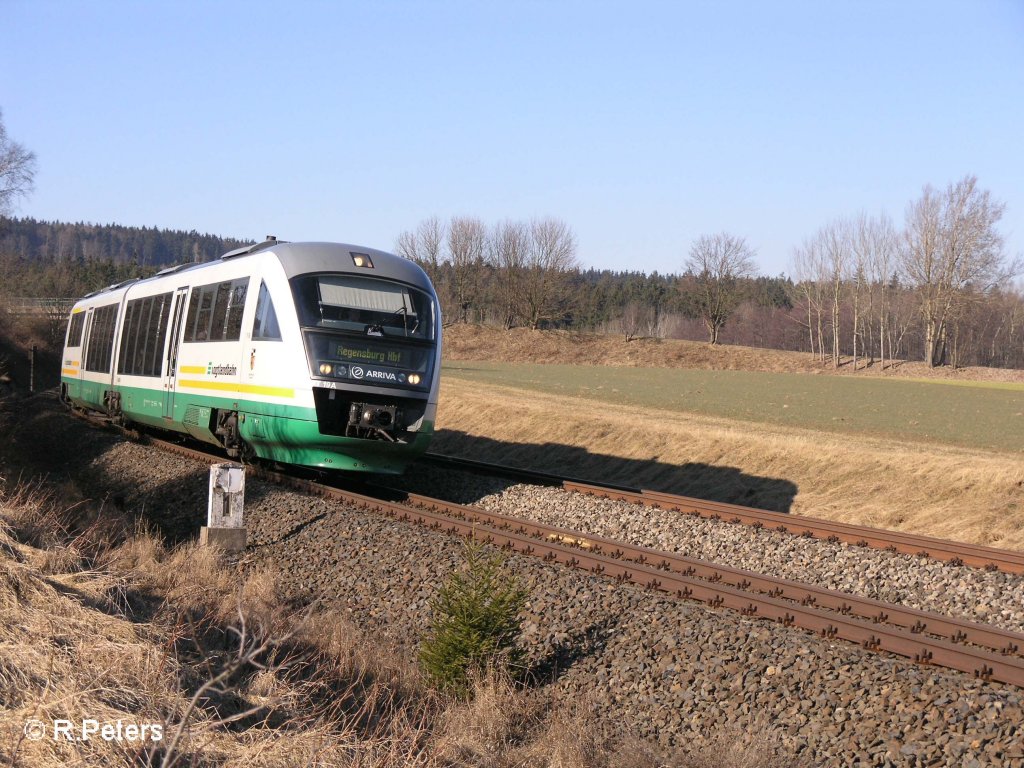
291;274;435;342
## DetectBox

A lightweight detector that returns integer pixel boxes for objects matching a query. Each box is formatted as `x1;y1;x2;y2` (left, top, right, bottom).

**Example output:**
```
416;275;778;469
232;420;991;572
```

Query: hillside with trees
1;176;1022;372
0;217;249;299
396;181;1023;371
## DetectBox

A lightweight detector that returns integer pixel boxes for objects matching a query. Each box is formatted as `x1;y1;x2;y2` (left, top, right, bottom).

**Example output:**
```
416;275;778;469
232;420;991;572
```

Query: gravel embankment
20;407;1024;767
390;465;1024;634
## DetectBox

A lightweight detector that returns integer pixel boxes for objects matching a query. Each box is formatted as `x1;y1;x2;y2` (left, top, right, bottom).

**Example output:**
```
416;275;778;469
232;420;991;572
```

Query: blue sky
2;0;1022;276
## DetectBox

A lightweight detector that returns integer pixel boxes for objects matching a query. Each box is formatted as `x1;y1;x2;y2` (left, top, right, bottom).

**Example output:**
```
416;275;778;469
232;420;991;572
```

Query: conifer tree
419;539;528;696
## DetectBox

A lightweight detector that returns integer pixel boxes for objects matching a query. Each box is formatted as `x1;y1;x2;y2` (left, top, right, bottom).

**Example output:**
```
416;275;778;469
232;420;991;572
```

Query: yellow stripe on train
177;379;294;399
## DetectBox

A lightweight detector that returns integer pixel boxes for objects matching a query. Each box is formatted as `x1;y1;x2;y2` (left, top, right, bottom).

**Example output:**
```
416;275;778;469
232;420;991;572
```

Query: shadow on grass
428;429;799;513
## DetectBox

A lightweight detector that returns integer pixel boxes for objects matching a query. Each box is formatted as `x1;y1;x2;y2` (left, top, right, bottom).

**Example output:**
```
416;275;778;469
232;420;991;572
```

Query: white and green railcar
60;239;441;473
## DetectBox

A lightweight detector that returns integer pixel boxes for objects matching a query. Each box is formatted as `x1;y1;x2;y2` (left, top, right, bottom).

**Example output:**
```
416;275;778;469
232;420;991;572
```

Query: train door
163;287;189;420
72;308;94;402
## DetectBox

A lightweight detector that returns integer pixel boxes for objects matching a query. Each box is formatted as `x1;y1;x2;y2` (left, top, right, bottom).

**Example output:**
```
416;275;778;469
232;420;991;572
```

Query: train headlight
319;363;333;375
408;373;421;385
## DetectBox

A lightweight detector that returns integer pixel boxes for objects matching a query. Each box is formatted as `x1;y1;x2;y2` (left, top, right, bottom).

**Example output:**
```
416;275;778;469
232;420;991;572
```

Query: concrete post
199;462;246;552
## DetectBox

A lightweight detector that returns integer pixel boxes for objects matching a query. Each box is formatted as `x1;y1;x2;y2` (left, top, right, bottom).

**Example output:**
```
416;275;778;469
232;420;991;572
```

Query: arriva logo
366;370;398;381
351;366;364;379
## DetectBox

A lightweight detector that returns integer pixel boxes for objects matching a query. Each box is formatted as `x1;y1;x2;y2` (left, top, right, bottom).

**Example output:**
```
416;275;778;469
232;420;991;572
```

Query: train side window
194;286;215;341
223;279;249;341
183;288;202;342
211;282;232;339
117;293;172;376
252;281;281;341
84;303;118;373
117;301;138;375
183;278;248;342
66;312;85;348
147;295;171;375
135;297;155;375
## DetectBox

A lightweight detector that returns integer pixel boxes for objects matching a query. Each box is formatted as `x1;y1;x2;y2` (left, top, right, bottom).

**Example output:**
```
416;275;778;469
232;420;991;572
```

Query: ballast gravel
391;465;1024;635
43;415;1024;767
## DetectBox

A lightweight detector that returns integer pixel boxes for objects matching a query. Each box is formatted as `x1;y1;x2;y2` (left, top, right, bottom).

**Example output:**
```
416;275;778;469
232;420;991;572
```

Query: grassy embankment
0;399;787;768
435;327;1024;549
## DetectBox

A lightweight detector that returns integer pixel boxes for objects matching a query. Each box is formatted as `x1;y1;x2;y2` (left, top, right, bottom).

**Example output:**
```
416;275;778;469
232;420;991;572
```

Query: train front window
291;274;435;341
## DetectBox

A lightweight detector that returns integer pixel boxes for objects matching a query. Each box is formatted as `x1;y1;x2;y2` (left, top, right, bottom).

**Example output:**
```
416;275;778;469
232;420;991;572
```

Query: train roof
269;241;430;286
76;239;430;303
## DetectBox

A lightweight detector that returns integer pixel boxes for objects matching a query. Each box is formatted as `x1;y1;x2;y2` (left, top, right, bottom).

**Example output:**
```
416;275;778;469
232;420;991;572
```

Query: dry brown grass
0;479;443;767
0;469;814;767
443;324;1024;384
434;378;1024;549
2;475;798;767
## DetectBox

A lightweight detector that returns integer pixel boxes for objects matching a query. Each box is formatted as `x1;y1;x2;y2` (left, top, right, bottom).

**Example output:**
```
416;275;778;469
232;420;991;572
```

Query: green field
443;362;1024;453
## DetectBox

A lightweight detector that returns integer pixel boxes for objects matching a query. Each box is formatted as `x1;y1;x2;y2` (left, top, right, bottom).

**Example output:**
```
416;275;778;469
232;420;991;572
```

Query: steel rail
138;437;1024;687
420;453;1024;575
393;490;1024;659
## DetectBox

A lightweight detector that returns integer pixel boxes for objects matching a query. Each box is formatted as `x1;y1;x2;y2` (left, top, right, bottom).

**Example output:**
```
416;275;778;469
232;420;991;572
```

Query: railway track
419;453;1024;575
124;432;1024;688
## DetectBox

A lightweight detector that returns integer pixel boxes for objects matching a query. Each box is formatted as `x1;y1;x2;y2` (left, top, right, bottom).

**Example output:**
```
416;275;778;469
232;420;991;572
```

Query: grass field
443;362;1024;454
433;377;1024;549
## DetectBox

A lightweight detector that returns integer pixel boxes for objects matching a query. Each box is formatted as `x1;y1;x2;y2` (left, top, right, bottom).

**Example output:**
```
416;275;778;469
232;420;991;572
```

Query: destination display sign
334;343;410;368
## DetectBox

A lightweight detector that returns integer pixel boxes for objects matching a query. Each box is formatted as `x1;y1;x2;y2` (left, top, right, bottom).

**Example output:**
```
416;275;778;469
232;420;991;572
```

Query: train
59;238;442;473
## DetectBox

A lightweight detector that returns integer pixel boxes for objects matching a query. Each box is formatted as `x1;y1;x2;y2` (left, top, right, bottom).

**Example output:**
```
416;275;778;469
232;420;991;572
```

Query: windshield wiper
393;306;409;337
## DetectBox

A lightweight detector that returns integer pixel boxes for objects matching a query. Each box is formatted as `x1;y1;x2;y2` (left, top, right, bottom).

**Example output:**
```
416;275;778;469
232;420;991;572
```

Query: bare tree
0;109;37;215
684;233;758;344
417;216;446;277
489;219;529;329
857;213;899;369
901;175;1020;367
618;301;650;341
519;217;579;329
396;216;446;276
447;216;487;323
790;241;825;359
395;229;419;262
819;220;852;368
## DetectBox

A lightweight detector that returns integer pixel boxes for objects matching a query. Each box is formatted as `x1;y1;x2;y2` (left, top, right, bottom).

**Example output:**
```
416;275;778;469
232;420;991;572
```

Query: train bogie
60;240;441;473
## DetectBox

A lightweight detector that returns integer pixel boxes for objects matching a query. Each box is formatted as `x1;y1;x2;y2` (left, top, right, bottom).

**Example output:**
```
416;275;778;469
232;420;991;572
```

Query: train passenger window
195;286;215;341
148;297;171;374
118;300;139;373
211;283;232;337
183;290;202;342
183;278;249;342
117;293;172;376
224;281;249;340
252;281;282;341
66;311;85;348
84;304;119;373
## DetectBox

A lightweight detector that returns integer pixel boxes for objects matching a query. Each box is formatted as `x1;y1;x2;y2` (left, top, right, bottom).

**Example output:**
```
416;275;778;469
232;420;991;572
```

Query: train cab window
66;311;85;348
291;274;435;341
184;278;250;342
252;281;282;341
84;303;119;373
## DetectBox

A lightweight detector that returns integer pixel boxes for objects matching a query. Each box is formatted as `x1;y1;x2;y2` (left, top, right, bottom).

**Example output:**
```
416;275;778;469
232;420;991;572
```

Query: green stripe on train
61;376;433;473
